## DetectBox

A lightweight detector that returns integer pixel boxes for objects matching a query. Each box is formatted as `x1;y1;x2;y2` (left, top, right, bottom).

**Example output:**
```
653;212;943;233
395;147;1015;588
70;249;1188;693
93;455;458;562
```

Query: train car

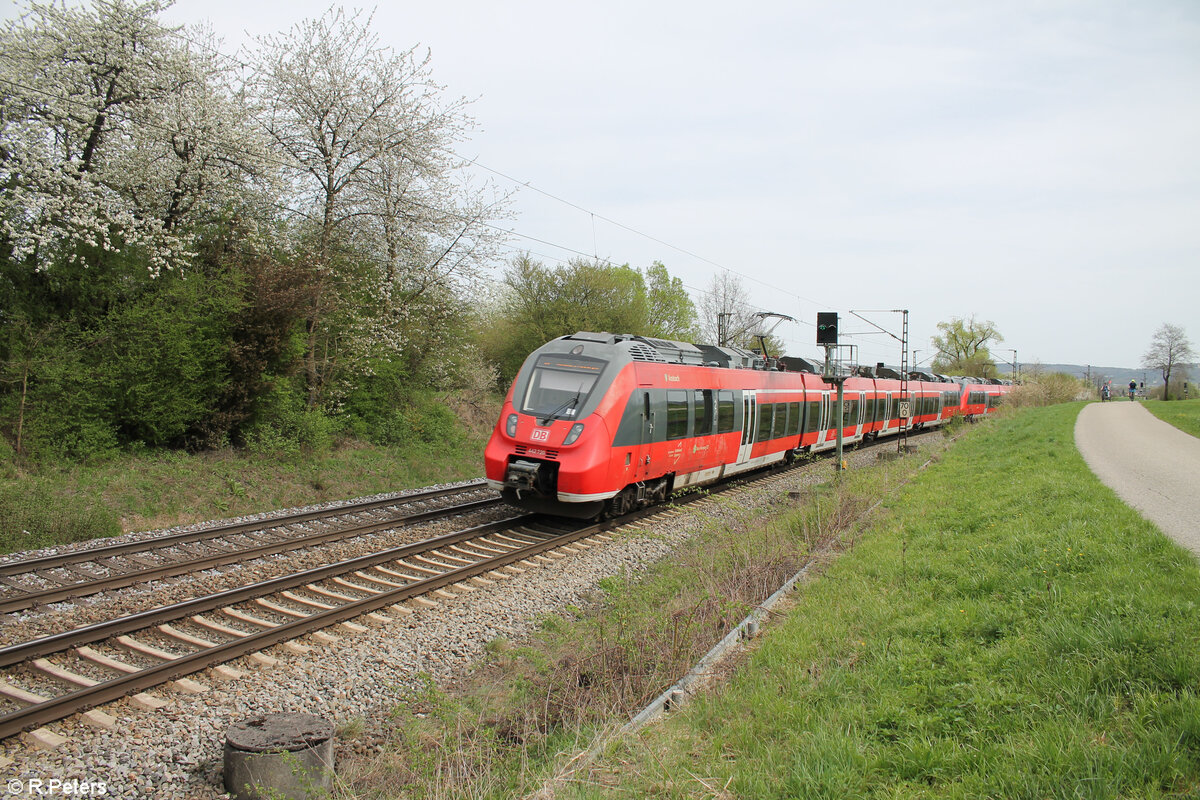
484;331;1010;518
956;377;1012;420
484;332;812;518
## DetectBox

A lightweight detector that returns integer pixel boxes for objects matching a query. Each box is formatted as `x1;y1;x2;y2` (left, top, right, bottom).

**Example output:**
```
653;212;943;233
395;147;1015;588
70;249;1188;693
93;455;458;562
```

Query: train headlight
506;414;518;437
563;423;585;445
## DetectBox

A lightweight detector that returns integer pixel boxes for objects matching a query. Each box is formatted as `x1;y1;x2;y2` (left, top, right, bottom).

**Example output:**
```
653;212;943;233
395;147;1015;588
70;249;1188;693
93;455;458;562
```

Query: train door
738;391;757;462
815;391;832;447
635;391;653;480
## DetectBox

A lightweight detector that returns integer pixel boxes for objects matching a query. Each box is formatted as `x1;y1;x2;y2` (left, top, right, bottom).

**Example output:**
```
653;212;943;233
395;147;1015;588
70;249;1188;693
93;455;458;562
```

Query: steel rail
0;494;501;615
0;433;938;740
0;480;489;577
0;514;542;669
0;514;610;740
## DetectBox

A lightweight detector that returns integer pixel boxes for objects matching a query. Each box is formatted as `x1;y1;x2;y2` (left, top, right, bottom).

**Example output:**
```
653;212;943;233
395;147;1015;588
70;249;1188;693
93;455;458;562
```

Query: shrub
1004;372;1089;407
0;481;121;554
341;356;466;449
242;380;338;456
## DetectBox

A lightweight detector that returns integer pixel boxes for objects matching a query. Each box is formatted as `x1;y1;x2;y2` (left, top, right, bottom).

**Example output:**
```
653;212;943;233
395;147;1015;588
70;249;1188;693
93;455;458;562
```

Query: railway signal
816;312;839;345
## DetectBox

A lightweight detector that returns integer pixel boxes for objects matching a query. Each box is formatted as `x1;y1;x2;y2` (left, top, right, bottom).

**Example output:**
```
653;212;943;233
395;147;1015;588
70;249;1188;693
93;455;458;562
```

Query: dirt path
1075;401;1200;558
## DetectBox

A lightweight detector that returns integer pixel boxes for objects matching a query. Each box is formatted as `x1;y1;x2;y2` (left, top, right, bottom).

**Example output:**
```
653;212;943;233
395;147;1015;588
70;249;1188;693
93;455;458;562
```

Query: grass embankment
336;404;1200;799
570;403;1200;798
0;417;494;555
337;432;955;798
1143;398;1200;439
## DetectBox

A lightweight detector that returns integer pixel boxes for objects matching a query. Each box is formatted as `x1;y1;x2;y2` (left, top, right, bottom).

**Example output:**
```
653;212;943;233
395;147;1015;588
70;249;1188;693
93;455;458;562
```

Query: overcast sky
7;0;1198;371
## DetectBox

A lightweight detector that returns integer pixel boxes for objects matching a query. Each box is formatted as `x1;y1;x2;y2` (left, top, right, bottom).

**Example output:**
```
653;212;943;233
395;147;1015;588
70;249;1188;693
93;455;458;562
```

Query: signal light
817;312;839;345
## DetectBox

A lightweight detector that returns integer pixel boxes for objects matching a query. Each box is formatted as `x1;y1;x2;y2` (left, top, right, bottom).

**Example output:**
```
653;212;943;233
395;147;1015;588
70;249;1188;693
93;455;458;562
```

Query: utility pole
849;308;911;454
817;313;846;474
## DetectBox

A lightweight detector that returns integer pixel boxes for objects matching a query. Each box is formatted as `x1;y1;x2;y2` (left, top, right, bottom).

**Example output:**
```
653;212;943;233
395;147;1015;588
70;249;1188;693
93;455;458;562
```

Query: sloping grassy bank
0;400;497;555
337;433;957;798
575;403;1200;798
1144;398;1200;439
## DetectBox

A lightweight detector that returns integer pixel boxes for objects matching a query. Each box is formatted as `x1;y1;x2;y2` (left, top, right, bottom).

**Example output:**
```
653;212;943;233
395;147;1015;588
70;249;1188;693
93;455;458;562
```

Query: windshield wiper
539;388;582;426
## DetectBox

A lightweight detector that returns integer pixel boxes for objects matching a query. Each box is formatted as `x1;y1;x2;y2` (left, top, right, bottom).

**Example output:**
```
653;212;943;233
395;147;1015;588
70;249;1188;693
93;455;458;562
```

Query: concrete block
246;652;278;669
171;678;209;695
224;712;334;800
129;692;169;711
210;665;244;682
23;727;68;750
80;709;117;730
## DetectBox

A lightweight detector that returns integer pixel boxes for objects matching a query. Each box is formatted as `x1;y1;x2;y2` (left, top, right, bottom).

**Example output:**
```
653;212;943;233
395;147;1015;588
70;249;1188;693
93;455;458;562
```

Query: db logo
530;429;550;442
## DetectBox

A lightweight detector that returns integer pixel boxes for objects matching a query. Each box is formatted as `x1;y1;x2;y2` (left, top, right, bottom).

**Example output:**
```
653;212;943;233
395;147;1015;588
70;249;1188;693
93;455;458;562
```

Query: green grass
1143;398;1200;439
0;428;491;555
568;403;1200;798
337;434;956;799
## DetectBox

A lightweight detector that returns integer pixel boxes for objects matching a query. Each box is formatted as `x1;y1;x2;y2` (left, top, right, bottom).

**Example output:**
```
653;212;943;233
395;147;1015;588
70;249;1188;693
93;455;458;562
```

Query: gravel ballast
0;448;893;798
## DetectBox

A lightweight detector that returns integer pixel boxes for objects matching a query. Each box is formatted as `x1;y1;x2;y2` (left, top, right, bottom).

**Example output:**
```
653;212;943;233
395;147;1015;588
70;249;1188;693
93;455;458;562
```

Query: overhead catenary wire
0;70;798;324
1;21;844;317
0;18;904;358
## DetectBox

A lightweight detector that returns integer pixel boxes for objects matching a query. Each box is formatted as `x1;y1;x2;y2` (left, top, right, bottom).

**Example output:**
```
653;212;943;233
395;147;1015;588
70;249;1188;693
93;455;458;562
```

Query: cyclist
1129;379;1137;401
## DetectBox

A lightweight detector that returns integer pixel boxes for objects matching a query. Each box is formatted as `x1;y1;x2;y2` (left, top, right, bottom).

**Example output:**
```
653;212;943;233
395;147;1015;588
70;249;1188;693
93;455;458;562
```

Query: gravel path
1075;401;1200;557
0;450;888;798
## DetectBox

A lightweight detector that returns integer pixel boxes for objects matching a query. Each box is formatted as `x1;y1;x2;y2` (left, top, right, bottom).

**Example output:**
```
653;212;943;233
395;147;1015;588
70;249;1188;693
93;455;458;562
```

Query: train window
717;391;736;433
805;401;821;432
787;402;801;436
757;402;775;441
666;390;689;439
864;398;875;423
695;390;714;436
841;399;858;428
520;356;603;419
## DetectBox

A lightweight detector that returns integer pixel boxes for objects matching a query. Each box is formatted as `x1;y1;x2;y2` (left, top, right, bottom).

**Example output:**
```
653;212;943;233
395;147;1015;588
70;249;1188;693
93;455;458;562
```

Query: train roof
559;332;769;371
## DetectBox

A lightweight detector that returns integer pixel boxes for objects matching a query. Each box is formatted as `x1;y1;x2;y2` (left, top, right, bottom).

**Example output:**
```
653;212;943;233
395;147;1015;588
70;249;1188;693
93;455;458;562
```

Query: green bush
98;272;235;446
11;335;120;462
340;357;464;449
242;380;338;456
1;269;237;460
0;481;121;554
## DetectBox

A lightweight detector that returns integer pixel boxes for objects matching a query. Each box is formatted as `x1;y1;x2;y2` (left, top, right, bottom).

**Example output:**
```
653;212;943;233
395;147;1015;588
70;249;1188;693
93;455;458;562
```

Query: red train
484;332;1010;518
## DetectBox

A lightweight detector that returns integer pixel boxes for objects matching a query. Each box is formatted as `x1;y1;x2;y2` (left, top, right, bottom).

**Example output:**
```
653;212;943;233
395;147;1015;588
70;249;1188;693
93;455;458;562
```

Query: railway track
0;481;501;616
0;431;936;745
0;509;621;742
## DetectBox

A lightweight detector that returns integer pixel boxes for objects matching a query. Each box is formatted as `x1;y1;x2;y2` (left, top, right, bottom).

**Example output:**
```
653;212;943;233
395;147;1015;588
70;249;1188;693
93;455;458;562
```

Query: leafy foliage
930;315;1004;377
483;255;698;383
0;1;511;464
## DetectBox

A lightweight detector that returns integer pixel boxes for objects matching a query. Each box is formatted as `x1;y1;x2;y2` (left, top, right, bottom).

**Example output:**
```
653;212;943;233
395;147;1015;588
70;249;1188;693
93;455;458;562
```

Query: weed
336;433;927;798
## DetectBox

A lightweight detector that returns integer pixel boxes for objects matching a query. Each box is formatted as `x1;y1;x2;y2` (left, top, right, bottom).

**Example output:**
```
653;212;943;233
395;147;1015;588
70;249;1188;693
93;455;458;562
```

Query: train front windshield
520;356;604;420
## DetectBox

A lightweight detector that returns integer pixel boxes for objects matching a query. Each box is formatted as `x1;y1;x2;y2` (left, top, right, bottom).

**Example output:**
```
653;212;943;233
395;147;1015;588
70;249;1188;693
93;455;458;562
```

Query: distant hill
997;363;1198;389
